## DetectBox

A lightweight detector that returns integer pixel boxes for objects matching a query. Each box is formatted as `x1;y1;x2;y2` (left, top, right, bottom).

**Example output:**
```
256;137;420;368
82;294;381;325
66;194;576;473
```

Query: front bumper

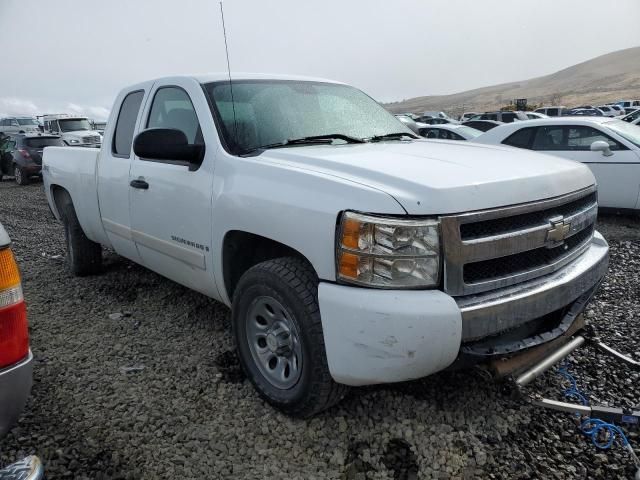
0;351;33;438
318;232;608;386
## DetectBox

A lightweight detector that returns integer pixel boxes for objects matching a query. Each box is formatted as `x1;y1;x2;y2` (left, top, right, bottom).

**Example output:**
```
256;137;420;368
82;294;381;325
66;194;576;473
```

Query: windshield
456;126;483;138
606;120;640;148
203;80;413;154
17;118;38;126
58;118;92;132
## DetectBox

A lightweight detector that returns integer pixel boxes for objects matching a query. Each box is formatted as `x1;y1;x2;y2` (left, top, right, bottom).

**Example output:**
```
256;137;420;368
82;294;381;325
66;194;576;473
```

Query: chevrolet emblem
546;218;571;244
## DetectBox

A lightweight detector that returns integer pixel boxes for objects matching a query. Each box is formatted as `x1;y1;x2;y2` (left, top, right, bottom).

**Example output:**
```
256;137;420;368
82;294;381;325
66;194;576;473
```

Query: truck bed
43;146;106;245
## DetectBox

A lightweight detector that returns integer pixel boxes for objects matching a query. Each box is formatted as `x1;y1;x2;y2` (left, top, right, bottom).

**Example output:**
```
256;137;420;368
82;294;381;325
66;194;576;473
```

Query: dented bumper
318;233;608;387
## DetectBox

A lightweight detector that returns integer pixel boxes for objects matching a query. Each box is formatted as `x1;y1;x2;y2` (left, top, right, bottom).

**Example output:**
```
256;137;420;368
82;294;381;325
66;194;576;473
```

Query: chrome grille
441;186;597;296
82;135;101;144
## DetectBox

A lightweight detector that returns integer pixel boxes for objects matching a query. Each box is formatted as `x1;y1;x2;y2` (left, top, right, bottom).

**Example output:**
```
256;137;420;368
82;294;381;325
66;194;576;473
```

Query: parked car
394;114;421;134
525;112;549;120
474;117;640;210
0;117;40;135
563;108;605;117
1;135;64;185
417;117;458;125
622;109;640;124
0;222;42;480
534;106;567;117
419;124;483;141
43;73;607;417
92;121;107;135
597;105;618;117
469;111;528;123
609;105;625;117
421;110;449;119
459;112;479;122
42;114;102;147
461;119;504;131
617;100;640;109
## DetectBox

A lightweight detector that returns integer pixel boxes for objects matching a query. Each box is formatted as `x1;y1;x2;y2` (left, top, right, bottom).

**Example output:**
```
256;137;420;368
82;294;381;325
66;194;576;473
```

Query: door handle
130;179;149;190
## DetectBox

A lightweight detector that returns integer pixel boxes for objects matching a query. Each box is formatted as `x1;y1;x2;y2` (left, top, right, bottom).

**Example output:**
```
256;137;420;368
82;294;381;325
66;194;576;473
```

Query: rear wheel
60;198;102;276
232;257;347;417
14;165;29;186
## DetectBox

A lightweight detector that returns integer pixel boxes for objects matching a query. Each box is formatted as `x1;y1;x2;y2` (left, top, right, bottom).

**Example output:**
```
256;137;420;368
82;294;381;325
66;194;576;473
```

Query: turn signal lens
0;248;20;291
0;246;28;368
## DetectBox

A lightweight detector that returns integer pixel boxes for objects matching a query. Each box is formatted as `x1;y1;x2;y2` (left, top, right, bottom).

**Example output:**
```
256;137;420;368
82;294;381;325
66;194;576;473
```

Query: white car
534;106;566;117
419;124;483;141
42;73;608;416
597;105;618;117
475;117;640;210
0;117;40;135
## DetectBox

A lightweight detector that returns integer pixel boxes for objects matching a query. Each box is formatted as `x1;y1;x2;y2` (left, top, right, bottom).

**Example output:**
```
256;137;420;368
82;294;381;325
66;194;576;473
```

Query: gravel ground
0;179;639;479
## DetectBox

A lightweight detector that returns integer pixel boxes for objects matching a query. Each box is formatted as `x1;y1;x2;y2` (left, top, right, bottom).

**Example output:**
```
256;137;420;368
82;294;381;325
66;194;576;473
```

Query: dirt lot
0;180;639;479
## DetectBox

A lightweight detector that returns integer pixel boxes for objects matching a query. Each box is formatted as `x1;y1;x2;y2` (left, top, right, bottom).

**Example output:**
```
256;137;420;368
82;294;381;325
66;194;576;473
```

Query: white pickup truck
43;73;609;417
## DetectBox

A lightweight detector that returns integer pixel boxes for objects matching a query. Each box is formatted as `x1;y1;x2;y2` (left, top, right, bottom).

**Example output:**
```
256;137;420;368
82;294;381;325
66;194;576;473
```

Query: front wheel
232;257;347;417
14;165;29;186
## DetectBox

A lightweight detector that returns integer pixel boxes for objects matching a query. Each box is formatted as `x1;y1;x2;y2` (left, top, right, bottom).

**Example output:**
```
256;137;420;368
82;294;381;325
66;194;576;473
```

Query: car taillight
18;149;31;159
0;247;28;369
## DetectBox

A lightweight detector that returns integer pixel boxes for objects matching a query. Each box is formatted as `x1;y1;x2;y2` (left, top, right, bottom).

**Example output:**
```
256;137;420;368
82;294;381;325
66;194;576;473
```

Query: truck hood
259;139;596;215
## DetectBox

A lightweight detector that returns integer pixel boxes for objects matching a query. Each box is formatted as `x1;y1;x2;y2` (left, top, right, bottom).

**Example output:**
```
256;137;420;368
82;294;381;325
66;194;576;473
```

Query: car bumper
318;232;608;386
0;351;33;437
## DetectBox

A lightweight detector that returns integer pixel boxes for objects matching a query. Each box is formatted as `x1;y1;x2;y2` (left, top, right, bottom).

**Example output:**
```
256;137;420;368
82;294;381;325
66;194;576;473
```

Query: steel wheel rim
246;295;303;389
14;167;21;184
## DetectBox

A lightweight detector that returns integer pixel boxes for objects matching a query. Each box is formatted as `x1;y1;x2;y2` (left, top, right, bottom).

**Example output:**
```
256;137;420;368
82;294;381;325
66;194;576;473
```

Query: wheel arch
222;230;318;302
50;184;72;220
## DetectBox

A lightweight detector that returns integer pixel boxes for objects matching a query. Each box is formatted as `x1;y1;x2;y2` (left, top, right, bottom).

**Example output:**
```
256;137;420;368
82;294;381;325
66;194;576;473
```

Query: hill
386;46;640;116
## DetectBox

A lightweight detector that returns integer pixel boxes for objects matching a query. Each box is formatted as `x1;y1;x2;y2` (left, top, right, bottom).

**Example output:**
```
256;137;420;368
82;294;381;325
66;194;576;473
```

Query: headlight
68;139;80;144
336;211;440;288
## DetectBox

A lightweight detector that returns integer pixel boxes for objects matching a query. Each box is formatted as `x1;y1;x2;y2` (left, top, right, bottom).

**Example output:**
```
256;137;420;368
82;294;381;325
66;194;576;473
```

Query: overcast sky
0;0;638;120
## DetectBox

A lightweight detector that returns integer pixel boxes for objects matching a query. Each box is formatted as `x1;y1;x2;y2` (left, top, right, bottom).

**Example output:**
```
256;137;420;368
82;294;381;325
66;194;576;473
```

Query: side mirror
133;128;204;170
590;140;613;157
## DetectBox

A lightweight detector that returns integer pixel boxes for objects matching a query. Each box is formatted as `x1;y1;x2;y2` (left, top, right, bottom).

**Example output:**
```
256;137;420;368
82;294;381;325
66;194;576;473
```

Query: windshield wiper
240;133;365;156
367;132;418;142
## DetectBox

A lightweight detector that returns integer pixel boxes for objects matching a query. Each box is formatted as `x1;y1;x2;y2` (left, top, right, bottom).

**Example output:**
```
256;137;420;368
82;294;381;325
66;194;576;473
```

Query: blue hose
557;364;631;451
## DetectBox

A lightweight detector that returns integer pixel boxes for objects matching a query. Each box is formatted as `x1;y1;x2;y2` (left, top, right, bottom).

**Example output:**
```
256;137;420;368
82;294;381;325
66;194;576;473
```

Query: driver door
128;79;218;297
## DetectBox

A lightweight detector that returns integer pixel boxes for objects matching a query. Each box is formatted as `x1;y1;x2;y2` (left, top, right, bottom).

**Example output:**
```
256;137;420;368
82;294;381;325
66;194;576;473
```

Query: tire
14;165;29;186
60;198;102;276
232;257;347;417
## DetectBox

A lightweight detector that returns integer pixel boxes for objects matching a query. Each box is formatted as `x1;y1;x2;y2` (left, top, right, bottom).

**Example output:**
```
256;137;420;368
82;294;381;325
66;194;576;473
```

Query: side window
50;121;59;133
112;90;144;157
10;119;19;127
547;108;558;116
566;126;626;151
501;113;516;123
147;87;201;144
424;128;439;139
449;132;465;141
503;127;535;149
532;126;566;151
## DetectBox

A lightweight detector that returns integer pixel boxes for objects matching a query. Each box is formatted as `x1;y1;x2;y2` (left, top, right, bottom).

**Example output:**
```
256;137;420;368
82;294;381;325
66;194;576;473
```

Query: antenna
219;1;238;150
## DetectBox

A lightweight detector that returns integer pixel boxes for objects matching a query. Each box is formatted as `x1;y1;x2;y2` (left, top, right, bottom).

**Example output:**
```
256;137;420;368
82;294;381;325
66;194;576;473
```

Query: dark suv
0;135;63;185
